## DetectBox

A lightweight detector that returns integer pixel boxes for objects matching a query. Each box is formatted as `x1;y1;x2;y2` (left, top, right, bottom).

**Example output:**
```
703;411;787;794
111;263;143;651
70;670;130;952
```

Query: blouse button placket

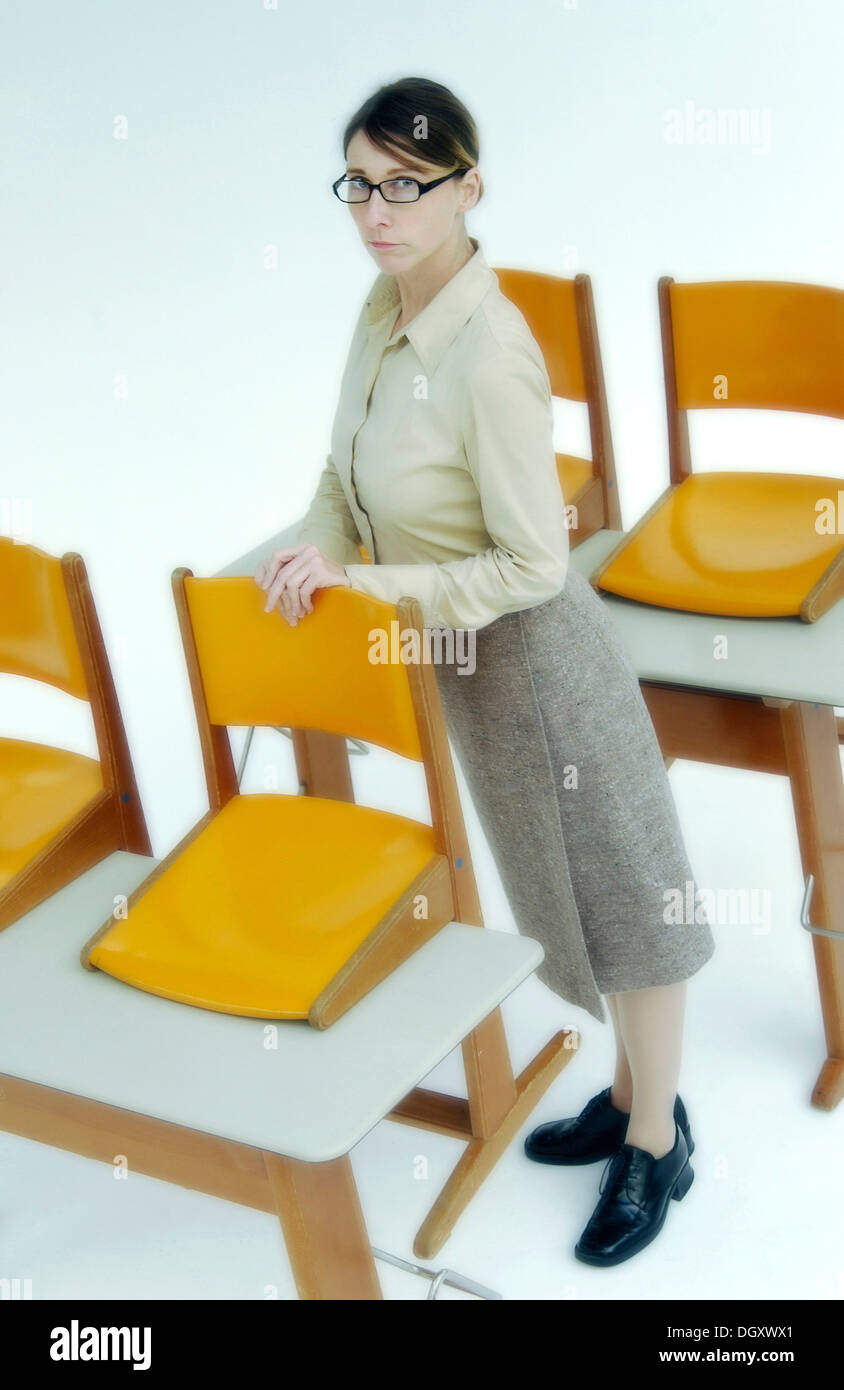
349;333;401;566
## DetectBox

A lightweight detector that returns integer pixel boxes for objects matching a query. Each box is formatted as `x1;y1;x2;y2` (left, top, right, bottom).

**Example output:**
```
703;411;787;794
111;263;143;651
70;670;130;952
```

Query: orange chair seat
557;453;593;502
0;739;103;889
87;793;439;1018
596;472;844;617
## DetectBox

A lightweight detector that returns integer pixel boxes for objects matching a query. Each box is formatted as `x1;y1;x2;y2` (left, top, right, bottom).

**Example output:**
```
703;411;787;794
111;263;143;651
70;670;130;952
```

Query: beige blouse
295;235;569;630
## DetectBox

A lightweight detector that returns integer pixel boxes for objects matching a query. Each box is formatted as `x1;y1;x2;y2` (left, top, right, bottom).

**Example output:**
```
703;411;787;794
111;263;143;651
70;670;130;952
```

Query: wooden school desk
225;520;844;1110
576;529;844;1111
581;525;844;1112
0;852;577;1300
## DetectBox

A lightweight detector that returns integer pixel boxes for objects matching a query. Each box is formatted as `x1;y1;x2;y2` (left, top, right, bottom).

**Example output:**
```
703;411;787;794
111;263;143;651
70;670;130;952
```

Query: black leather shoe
524;1087;694;1165
573;1121;694;1266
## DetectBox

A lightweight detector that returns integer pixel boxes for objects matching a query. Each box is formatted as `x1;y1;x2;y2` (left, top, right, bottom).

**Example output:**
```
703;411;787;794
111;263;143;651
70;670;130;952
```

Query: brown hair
341;76;484;203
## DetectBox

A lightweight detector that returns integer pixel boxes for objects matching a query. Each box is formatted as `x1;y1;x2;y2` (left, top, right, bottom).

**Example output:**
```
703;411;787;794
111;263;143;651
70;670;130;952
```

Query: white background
2;0;843;1302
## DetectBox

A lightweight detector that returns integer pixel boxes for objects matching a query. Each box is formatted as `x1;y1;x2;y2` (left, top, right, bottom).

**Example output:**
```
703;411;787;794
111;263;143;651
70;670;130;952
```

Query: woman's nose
364;188;393;225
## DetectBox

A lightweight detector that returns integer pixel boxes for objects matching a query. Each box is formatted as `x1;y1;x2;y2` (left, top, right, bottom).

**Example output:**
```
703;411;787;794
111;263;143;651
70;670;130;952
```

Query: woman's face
343;129;478;271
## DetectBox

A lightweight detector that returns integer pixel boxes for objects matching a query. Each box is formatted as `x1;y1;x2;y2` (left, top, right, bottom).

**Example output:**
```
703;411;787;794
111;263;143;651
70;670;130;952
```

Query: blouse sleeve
342;346;570;630
295;451;365;566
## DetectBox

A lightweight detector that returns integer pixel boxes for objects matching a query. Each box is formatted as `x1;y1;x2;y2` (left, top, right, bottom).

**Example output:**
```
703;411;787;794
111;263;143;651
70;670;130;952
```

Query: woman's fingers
281;584;303;622
255;545;303;597
297;572;320;613
255;544;341;626
263;547;314;615
279;588;298;624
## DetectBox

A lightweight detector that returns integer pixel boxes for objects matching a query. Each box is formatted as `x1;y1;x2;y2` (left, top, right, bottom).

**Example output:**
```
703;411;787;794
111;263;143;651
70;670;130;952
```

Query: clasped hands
253;543;351;626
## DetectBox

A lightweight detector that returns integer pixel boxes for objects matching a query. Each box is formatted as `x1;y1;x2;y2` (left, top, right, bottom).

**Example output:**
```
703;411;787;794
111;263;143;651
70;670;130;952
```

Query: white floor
2;745;843;1301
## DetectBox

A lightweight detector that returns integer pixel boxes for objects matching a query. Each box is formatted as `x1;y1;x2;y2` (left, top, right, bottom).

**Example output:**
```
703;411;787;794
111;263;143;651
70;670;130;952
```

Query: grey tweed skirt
431;564;716;1023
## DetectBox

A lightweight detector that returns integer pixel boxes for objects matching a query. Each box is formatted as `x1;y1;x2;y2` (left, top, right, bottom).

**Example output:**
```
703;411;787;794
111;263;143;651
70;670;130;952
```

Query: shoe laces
598;1148;625;1198
581;1086;612;1120
598;1144;650;1203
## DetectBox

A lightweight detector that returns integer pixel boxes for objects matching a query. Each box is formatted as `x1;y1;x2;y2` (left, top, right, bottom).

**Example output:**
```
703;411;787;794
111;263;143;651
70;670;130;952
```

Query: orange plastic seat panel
493;268;587;401
669;281;844;419
0;739;103;889
0;539;89;698
557;453;593;502
596;472;844;617
87;793;438;1018
185;579;422;761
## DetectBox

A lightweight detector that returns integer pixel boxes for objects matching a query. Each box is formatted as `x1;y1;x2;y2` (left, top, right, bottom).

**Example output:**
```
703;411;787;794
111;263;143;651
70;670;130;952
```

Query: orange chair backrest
183;576;424;761
0;538;88;698
493;268;587;401
668;280;844;419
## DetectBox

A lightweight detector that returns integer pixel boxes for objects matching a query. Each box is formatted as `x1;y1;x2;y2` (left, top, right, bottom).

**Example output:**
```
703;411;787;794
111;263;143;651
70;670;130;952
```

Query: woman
254;76;715;1268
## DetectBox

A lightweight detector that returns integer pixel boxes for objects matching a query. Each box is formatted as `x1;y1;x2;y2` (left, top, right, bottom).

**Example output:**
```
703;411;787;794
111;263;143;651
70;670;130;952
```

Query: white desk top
0;853;543;1162
218;521;844;707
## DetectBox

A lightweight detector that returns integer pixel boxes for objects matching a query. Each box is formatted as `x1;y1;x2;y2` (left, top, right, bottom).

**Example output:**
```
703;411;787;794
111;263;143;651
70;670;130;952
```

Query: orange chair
81;576;486;1027
591;279;844;622
493;267;621;544
0;539;151;931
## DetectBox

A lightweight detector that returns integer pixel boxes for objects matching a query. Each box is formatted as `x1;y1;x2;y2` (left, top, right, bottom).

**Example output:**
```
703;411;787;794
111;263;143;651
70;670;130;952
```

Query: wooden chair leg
264;1151;382;1300
414;1027;579;1259
780;701;844;1110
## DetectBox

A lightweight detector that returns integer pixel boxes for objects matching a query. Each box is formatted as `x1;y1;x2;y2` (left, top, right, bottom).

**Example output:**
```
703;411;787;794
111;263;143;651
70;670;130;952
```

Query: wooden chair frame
493;267;622;544
590;276;844;626
82;574;518;1026
0;547;151;932
182;574;474;1030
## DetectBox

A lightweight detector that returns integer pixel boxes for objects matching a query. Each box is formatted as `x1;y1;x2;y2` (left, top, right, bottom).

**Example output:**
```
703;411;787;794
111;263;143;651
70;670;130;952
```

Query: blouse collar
364;235;497;376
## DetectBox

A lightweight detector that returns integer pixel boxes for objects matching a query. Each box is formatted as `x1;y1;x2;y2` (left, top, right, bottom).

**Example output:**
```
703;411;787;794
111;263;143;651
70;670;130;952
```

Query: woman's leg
612;979;687;1159
605;993;634;1112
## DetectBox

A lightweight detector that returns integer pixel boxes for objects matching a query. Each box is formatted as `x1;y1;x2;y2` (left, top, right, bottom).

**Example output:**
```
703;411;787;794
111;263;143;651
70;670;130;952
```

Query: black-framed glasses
332;167;470;204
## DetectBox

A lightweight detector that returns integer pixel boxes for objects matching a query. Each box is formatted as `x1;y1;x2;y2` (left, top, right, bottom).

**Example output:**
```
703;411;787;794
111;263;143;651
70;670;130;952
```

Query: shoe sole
525;1119;695;1166
573;1160;695;1267
524;1144;621;1166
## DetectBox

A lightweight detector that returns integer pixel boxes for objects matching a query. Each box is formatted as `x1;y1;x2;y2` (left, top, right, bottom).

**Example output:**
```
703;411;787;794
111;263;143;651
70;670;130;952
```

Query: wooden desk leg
263;1152;382;1300
780;701;844;1110
413;1027;579;1259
